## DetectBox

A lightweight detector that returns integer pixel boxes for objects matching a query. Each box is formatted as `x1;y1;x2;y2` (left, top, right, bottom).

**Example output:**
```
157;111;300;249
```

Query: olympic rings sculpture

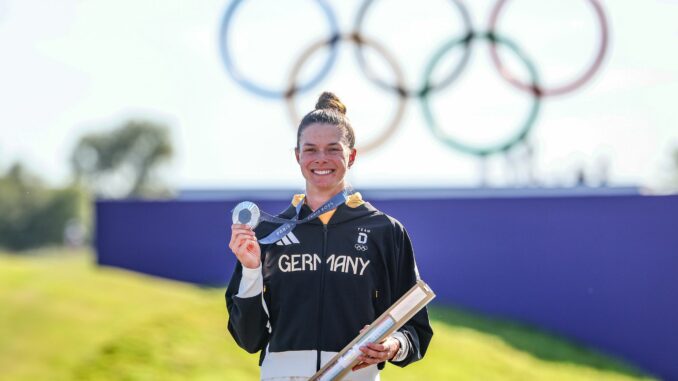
219;0;609;156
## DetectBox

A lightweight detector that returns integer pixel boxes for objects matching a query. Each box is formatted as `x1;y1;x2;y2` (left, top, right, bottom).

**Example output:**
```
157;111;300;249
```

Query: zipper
316;224;328;371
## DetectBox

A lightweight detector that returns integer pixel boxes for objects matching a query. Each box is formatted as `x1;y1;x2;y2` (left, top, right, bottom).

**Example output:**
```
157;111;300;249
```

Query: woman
226;92;433;380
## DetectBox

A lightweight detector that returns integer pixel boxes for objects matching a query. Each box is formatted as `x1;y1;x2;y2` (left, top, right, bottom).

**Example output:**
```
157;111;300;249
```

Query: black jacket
225;198;433;373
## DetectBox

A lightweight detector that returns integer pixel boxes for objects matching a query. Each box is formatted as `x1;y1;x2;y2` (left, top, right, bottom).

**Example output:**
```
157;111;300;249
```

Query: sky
1;0;677;191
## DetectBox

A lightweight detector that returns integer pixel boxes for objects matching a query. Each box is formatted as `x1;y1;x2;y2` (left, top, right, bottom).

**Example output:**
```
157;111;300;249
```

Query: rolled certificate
309;280;435;381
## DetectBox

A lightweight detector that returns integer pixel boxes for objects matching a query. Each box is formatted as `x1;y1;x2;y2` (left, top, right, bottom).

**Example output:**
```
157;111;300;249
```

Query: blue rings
218;0;340;99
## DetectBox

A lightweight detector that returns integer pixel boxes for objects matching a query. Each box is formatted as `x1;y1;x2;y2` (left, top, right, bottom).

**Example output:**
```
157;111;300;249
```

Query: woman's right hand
229;224;261;269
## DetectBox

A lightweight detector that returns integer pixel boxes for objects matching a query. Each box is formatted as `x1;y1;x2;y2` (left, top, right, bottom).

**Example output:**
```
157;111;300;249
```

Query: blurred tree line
0;120;173;251
0;164;86;251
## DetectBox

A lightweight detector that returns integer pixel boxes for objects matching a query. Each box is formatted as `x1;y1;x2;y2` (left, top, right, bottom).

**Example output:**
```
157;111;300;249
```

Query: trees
0;119;174;251
0;163;85;251
71;120;173;198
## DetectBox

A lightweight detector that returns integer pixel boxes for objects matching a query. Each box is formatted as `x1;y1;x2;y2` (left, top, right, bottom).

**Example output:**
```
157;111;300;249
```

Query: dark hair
296;92;356;149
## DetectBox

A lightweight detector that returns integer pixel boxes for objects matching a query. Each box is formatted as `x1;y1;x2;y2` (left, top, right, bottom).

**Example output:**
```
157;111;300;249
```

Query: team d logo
355;228;370;252
357;233;367;244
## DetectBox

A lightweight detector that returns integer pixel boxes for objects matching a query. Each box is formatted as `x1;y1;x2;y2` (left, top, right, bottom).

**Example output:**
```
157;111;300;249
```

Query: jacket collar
279;192;378;225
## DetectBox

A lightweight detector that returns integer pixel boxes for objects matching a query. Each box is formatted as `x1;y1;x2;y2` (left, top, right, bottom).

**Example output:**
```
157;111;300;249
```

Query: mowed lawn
0;249;655;381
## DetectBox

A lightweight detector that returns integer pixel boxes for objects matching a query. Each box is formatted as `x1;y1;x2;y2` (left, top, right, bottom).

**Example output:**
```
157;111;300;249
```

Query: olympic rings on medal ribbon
218;0;609;156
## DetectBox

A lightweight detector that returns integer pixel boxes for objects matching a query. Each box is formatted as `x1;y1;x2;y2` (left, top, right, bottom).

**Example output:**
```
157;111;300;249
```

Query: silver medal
232;201;261;229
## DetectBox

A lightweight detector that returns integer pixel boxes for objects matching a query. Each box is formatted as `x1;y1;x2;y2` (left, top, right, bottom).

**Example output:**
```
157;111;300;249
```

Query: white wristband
390;331;410;362
236;264;263;298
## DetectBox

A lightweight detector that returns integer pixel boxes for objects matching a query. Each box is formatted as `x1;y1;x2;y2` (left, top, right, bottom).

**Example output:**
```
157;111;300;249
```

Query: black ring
352;0;474;98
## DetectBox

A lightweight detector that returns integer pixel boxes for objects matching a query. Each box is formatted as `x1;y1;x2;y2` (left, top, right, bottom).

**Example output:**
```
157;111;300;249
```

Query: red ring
488;0;609;97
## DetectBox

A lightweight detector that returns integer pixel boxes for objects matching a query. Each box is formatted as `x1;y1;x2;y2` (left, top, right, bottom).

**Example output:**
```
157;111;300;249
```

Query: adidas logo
275;232;300;246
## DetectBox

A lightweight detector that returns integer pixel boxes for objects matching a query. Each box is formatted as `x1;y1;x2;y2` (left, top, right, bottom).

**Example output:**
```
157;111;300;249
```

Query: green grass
0;248;656;381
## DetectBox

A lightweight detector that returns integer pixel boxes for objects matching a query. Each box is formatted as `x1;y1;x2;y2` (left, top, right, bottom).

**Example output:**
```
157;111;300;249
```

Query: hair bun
315;92;347;115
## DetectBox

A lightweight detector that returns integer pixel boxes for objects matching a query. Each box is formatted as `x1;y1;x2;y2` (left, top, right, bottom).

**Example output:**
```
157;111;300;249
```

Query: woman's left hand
352;326;400;371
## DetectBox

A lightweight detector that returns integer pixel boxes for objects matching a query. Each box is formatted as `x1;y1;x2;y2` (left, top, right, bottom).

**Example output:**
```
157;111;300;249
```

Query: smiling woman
294;92;357;210
225;92;433;381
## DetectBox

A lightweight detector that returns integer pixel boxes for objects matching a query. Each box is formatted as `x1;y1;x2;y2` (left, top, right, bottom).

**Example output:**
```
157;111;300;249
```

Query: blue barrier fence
96;192;678;380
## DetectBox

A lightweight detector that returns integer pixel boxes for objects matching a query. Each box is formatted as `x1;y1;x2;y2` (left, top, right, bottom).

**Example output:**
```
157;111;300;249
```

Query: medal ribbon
257;189;350;244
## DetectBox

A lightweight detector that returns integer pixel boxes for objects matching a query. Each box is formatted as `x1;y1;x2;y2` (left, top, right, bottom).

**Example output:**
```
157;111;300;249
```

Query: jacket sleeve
388;223;434;367
225;260;270;354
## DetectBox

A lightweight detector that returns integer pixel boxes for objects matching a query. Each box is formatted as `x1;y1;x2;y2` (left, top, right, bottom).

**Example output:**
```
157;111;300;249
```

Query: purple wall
96;194;678;380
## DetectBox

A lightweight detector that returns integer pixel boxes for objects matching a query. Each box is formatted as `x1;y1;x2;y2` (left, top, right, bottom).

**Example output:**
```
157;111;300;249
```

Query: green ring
420;32;542;157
